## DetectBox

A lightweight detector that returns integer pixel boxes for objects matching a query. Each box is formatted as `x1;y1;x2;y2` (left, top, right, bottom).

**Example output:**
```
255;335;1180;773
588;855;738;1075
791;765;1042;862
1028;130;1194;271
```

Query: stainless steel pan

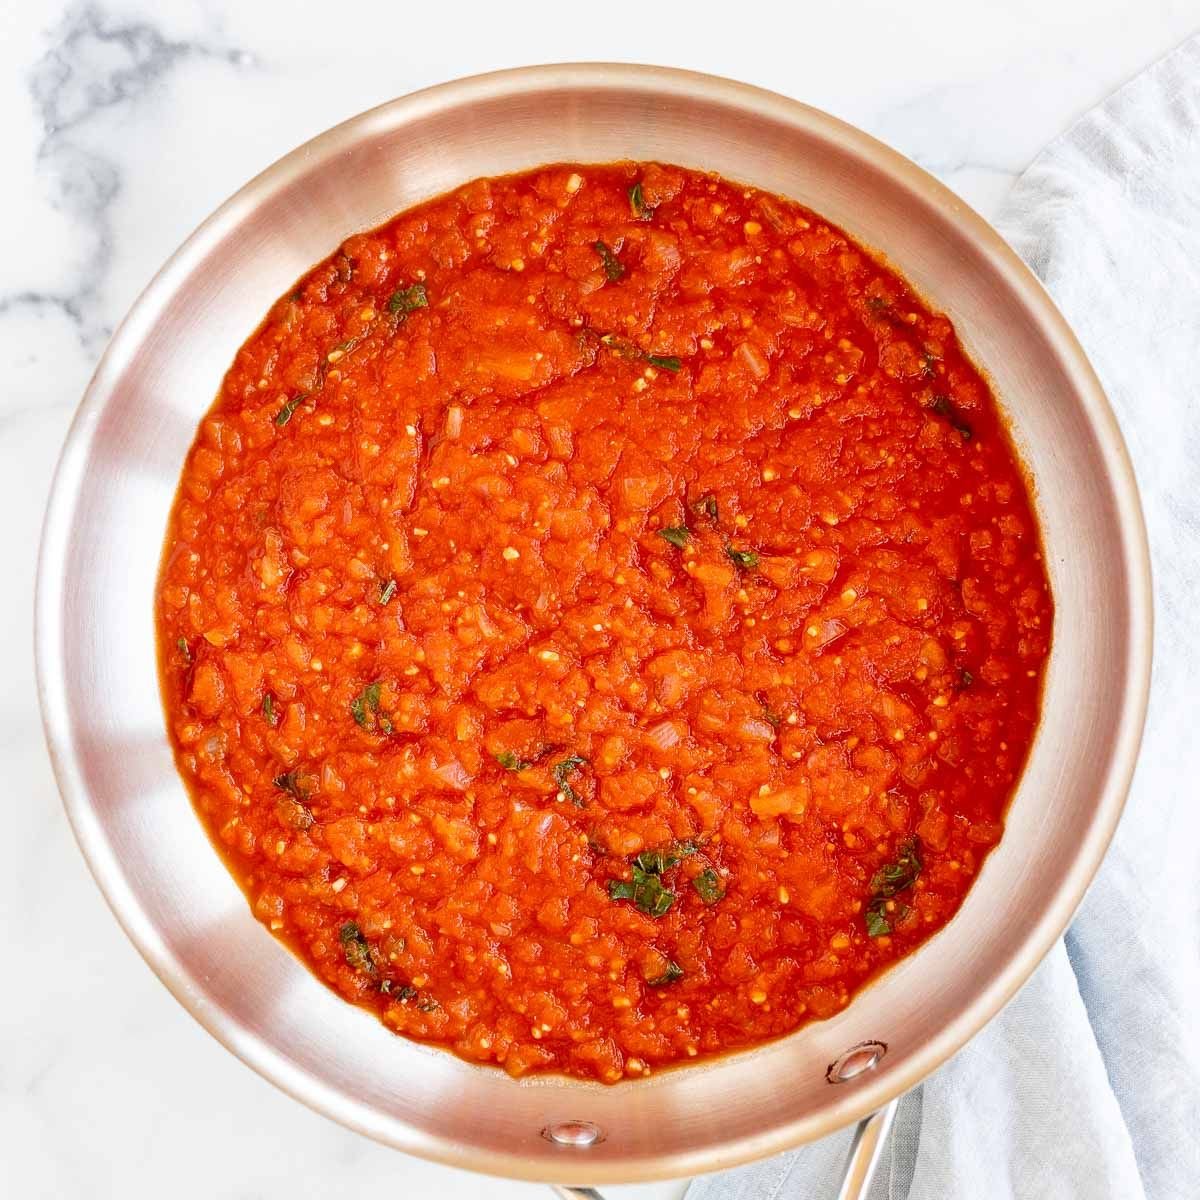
36;64;1152;1193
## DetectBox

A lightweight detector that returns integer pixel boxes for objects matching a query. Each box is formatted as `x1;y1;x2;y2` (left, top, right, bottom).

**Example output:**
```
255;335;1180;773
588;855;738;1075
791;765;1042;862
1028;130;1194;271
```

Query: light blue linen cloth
688;36;1200;1200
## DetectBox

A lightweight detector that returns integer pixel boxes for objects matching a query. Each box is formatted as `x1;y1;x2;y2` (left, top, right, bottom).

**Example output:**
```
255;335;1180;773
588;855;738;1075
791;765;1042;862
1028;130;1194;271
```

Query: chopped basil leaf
639;874;675;917
274;393;306;426
262;692;280;727
957;667;975;690
647;960;684;987
387;282;428;316
553;755;587;806
339;921;376;974
273;770;317;829
608;878;636;901
350;681;391;733
760;705;782;729
628;182;652;220
634;850;668;873
692;868;725;905
597;331;681;373
496;750;530;771
658;525;691;549
609;840;702;916
350;681;381;727
865;902;892;938
635;841;697;875
176;636;191;664
378;577;397;605
608;867;675;917
379;979;418;1001
416;995;440;1012
870;838;922;897
273;769;311;800
725;546;760;570
930;394;973;440
645;354;682;373
864;837;922;937
598;331;641;360
693;494;719;523
330;333;365;358
593;240;625;282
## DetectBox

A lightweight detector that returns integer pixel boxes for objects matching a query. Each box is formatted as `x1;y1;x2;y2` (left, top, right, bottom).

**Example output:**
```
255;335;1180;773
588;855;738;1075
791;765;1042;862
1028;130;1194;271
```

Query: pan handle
835;1098;899;1200
548;1098;900;1200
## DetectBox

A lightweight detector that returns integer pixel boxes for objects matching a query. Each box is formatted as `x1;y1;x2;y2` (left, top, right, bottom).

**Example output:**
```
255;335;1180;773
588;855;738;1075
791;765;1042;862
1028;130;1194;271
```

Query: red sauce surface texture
157;162;1052;1082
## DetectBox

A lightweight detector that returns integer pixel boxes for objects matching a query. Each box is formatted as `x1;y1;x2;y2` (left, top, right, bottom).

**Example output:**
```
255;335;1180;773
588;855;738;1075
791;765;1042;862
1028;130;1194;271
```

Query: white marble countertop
3;3;1194;1197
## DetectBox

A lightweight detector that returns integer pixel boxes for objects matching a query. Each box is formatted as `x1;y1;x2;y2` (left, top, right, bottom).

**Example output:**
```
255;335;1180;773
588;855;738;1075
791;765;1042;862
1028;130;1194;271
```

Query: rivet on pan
826;1040;888;1084
542;1120;604;1147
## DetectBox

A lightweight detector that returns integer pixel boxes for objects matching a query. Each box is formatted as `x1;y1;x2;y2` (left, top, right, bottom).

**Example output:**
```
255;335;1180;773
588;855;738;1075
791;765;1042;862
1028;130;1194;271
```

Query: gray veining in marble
14;5;253;348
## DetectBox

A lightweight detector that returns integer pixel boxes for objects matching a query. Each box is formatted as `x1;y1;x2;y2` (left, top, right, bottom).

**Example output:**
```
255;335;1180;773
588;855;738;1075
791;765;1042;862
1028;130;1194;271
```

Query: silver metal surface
835;1103;901;1200
36;64;1152;1185
543;1121;604;1148
827;1041;889;1084
547;1101;899;1200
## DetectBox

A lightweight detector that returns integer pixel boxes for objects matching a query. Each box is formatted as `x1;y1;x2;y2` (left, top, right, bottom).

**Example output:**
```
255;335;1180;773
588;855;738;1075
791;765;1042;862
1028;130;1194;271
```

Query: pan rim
35;62;1153;1184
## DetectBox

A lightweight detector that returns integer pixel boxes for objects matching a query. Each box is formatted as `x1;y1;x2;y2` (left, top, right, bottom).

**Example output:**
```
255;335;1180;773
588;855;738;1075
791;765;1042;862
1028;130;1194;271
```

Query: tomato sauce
157;162;1052;1082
